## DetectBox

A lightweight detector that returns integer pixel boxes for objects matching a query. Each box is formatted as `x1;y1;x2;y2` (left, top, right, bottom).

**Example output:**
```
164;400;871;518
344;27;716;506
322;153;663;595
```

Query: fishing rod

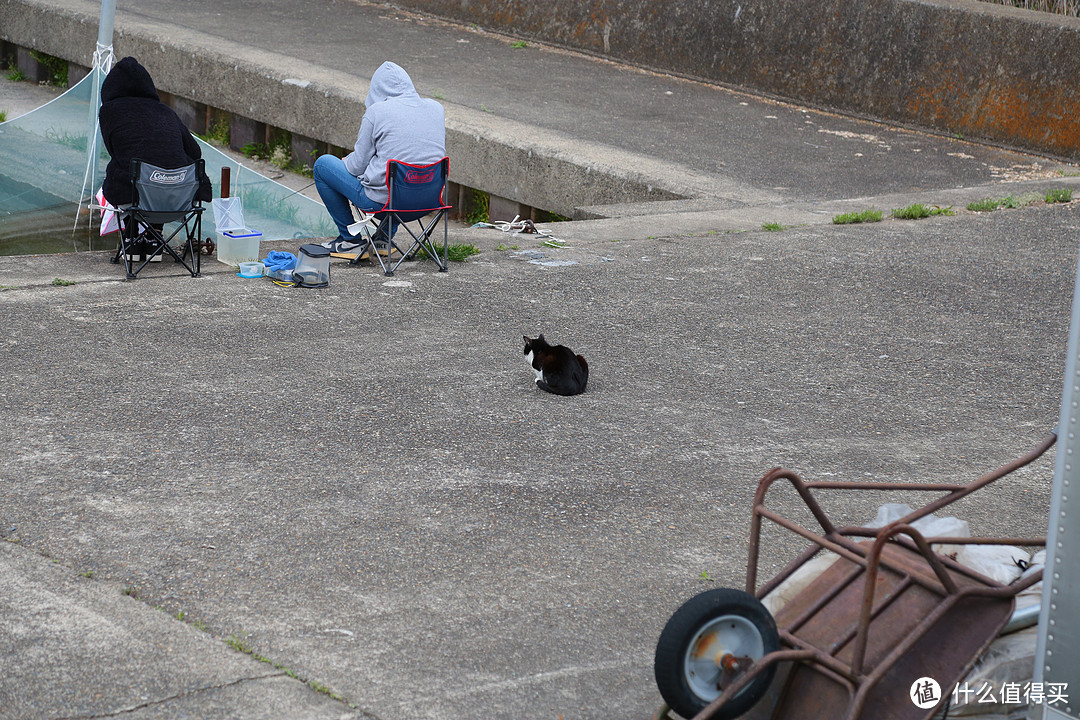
278;181;316;202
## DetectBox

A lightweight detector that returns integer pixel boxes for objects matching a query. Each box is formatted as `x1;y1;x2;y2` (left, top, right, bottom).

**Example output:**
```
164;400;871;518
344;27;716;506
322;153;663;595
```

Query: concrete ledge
0;0;720;219
385;0;1080;160
2;0;1074;223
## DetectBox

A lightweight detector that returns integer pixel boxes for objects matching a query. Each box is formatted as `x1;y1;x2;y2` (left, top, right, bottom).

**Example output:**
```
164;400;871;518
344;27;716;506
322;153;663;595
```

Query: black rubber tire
654;588;779;720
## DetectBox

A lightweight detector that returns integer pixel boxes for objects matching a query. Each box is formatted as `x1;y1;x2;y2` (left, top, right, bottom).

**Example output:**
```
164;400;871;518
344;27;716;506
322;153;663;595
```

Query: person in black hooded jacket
99;56;211;207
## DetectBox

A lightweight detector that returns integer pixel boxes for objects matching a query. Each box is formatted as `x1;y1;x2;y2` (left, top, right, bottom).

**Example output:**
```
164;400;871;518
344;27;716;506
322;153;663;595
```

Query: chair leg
439;213;449;272
352;217;395;276
394;212;448;274
157;217;202;278
182;215;202;278
121;231;141;279
117;214;203;279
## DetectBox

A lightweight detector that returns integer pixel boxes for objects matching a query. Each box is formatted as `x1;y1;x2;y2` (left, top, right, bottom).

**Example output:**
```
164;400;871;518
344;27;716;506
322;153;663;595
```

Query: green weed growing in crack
225;633;351;705
1003;193;1041;209
226;633;280;666
833;207;883;224
1046;187;1073;204
197;119;230;146
966;194;1036;211
890;203;955;220
225;633;252;654
967;197;1005;212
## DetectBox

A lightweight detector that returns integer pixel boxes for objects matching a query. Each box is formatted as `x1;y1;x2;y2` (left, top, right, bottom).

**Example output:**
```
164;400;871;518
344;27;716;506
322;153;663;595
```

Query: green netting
199;140;335;243
0;70;105;253
0;70;333;255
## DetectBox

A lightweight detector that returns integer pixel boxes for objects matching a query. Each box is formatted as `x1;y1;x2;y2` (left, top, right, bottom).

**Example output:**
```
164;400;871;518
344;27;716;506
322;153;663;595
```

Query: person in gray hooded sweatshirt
313;61;445;252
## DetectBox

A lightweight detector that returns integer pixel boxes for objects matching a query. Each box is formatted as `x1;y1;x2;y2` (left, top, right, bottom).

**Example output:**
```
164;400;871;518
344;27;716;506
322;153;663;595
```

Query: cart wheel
655;588;779;720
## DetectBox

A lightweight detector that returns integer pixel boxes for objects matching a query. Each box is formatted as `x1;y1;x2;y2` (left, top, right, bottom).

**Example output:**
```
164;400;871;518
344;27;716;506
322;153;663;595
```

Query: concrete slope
0;3;1078;720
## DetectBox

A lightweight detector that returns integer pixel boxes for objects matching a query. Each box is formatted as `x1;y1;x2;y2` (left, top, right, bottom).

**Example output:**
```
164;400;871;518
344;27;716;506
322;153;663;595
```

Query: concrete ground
2;3;1080;719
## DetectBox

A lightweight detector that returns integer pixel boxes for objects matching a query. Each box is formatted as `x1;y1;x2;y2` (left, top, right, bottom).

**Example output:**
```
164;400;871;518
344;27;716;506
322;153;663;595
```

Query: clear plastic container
237;261;264;278
294;243;330;287
216;228;262;266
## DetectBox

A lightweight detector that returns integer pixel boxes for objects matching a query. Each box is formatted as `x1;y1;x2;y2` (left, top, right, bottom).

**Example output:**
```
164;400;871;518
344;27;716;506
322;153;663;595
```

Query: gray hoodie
343;62;446;205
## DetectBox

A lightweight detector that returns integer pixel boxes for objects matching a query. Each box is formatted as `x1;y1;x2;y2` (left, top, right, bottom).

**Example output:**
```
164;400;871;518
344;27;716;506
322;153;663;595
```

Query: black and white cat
523;334;589;396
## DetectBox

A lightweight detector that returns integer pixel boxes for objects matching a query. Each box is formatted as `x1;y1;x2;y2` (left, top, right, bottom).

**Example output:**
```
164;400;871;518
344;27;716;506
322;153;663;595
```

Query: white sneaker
321;238;365;254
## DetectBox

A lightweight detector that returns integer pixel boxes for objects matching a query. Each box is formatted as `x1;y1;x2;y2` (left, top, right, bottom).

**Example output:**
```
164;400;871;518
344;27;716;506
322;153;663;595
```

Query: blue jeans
313;155;384;240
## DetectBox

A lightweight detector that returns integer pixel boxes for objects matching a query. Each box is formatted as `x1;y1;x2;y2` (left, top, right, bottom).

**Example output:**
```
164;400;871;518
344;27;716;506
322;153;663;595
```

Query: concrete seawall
1;0;1077;224
0;0;685;220
385;0;1080;161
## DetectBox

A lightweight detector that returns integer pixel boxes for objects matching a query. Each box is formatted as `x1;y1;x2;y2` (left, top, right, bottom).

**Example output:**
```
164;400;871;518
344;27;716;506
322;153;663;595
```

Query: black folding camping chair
110;159;204;279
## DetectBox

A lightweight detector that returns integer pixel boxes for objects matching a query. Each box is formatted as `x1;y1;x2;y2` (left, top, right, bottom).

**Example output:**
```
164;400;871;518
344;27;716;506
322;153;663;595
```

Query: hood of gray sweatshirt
343;61;446;204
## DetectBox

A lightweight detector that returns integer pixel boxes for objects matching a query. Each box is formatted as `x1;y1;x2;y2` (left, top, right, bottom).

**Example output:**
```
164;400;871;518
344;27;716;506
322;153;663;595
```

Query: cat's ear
538;334;546;343
523;335;531;345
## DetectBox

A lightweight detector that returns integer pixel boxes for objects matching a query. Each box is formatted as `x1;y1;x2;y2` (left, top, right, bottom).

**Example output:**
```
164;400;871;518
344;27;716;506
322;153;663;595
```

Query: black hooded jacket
99;57;211;205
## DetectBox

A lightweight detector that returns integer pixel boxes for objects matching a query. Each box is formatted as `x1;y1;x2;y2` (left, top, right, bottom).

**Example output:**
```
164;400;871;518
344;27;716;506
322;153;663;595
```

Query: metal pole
75;0;117;244
1034;242;1080;720
96;0;116;52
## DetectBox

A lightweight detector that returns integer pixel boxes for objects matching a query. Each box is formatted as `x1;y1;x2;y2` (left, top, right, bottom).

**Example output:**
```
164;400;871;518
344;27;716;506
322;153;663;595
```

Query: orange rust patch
904;68;1079;157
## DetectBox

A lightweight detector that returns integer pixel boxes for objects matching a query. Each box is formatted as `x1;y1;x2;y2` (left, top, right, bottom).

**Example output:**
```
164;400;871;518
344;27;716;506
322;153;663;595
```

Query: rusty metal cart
654;432;1055;720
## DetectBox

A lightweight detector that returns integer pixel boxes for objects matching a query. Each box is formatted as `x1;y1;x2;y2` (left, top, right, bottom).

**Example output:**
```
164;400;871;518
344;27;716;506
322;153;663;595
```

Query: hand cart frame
656;432;1055;720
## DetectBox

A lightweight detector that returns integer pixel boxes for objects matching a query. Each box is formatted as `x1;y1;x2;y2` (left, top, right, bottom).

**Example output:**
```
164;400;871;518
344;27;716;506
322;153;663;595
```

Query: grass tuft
1003;193;1040;209
418;243;479;263
890;203;955;220
1046;187;1073;204
833;207;883;225
967;197;1004;212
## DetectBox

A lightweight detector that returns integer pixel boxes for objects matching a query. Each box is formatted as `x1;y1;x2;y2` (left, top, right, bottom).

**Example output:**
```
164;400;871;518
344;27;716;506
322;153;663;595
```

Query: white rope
473;214;566;247
74;62;111;244
92;42;115;73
